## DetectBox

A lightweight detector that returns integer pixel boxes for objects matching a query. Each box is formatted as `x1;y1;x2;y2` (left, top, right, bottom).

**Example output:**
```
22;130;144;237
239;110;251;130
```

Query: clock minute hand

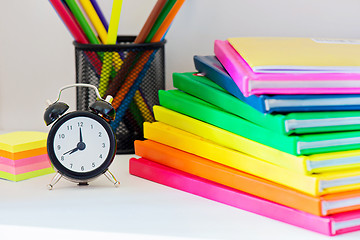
79;128;83;143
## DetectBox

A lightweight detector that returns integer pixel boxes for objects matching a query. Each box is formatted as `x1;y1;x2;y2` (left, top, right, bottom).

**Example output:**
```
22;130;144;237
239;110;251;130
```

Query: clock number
102;143;105;148
61;156;64;161
81;166;84;171
67;125;73;130
91;124;94;129
92;162;95;168
70;163;73;168
59;134;65;139
78;122;83;127
57;145;61;150
98;132;102;137
99;154;103;159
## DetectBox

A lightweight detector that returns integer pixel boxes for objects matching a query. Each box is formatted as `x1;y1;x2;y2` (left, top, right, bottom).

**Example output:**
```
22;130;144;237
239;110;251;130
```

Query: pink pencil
49;0;89;44
49;0;103;74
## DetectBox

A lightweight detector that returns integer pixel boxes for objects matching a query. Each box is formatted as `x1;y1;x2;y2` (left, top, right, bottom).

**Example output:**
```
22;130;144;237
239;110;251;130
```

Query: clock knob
89;100;116;121
104;95;113;104
44;102;69;126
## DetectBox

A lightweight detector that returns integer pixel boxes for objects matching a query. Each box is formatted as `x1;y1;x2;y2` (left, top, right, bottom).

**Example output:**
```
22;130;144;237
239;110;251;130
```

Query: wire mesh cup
74;36;165;154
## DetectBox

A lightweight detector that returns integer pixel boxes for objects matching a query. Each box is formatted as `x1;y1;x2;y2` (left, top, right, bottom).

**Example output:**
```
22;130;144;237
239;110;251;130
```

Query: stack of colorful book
129;37;360;236
0;131;54;181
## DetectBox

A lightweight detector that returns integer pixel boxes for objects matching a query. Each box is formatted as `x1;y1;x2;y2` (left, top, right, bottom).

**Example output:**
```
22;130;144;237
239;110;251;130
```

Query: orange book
134;140;360;216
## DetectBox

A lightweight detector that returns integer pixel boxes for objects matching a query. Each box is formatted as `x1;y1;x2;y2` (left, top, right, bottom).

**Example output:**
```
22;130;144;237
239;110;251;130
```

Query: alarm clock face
47;111;116;181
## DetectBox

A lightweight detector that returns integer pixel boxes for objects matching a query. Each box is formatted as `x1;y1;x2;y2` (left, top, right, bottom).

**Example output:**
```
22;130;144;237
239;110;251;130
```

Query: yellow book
144;121;360;197
153;106;360;174
0;132;48;153
228;37;360;73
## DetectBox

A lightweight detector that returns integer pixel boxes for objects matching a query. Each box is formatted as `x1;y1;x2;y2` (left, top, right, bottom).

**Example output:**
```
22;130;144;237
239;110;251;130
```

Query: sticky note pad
0;154;50;167
0;132;48;153
0;147;47;160
0;132;52;181
0;168;54;182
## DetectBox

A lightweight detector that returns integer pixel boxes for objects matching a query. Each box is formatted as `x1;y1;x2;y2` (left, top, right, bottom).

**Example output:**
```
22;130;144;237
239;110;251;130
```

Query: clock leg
104;170;120;187
48;172;63;190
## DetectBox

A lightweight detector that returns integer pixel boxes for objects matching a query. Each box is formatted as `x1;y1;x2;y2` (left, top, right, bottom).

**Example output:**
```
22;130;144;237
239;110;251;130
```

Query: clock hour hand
62;140;86;156
63;147;79;155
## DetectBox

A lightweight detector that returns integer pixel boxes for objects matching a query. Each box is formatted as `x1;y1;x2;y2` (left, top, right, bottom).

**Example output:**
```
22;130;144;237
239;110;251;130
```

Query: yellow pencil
98;0;124;97
107;0;123;44
79;0;108;43
134;91;155;122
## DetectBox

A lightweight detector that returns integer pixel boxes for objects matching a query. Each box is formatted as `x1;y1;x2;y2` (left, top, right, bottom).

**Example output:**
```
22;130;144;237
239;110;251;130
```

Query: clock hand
79;128;83;143
69;147;79;155
62;140;86;156
62;129;86;156
63;147;79;155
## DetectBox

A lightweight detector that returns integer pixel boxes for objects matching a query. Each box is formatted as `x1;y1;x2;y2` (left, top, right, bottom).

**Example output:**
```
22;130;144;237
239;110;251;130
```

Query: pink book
130;157;360;236
214;40;360;97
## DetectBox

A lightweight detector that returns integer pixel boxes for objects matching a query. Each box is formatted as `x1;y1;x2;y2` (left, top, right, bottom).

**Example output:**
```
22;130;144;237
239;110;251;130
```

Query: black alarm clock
44;83;119;189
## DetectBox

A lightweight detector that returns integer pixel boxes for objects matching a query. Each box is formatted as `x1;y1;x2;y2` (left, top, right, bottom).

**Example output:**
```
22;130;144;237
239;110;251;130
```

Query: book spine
129;157;333;236
158;90;299;155
331;209;360;235
192;55;267;113
214;40;251;97
193;56;247;102
153;106;308;175
134;140;323;216
143;122;319;196
259;95;270;113
172;72;287;135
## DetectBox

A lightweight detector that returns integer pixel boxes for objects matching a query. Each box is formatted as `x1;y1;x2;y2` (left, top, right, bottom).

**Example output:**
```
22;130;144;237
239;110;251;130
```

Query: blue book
194;55;360;113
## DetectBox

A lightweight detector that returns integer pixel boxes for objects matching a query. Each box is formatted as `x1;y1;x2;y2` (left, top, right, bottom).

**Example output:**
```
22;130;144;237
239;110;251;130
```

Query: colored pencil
105;0;168;97
79;0;108;43
104;0;169;125
132;0;185;114
65;0;100;44
129;0;168;119
49;0;89;43
90;0;109;30
134;91;155;122
110;51;158;130
50;0;185;130
111;0;185;109
151;0;185;42
145;0;177;43
107;0;123;44
98;0;124;96
49;0;103;75
135;0;168;44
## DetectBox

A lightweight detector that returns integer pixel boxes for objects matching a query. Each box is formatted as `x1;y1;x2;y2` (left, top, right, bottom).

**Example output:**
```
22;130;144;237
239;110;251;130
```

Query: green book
159;89;360;156
173;72;360;135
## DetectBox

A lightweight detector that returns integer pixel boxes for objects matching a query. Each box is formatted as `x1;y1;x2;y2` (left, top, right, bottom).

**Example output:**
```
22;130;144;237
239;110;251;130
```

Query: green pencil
65;0;100;44
144;0;177;43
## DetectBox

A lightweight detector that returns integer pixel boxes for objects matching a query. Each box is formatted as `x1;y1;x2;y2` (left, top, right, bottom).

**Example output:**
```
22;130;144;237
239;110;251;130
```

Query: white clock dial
52;116;111;173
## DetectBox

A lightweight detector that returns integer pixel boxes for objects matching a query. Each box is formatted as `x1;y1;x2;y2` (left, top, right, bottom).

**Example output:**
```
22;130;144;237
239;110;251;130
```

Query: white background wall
1;0;360;132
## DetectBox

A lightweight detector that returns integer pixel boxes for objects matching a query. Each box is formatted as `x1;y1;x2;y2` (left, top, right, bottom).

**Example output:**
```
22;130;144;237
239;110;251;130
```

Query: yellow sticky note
0;132;48;153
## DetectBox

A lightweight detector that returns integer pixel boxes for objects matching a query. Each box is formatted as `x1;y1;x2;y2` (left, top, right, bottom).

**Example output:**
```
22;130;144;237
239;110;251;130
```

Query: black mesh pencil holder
74;36;165;154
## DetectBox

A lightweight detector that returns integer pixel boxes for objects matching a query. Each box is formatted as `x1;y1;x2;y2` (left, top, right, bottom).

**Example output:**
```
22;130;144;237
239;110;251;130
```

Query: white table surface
2;154;360;240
